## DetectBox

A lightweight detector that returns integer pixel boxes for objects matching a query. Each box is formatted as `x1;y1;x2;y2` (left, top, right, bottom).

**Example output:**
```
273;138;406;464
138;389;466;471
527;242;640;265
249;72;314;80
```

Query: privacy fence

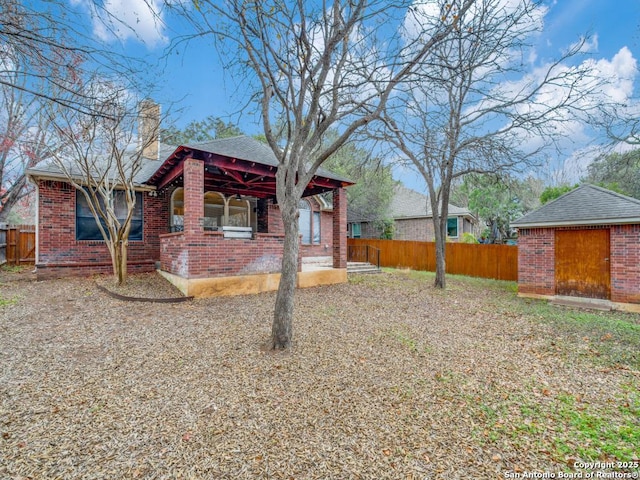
0;224;36;266
347;238;518;281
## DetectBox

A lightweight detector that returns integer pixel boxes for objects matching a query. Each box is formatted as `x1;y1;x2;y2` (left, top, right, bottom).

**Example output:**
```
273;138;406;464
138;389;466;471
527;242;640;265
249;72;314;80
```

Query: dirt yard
1;269;638;479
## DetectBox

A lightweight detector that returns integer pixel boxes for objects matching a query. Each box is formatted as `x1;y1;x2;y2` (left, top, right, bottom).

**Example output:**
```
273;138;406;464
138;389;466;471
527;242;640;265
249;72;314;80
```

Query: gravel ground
0;269;638;479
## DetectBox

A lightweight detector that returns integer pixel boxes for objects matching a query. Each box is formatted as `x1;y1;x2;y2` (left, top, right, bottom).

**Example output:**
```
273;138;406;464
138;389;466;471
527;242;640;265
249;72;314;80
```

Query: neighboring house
512;184;640;311
26;128;353;298
348;184;477;241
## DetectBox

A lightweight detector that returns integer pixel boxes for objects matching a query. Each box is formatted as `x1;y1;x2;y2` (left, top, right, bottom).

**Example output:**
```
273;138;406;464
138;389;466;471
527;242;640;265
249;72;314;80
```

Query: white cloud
72;0;168;47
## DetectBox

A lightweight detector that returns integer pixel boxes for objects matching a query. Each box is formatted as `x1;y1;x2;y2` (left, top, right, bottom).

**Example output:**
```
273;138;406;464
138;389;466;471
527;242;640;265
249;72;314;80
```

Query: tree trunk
109;239;128;286
271;202;299;350
117;240;128;286
433;215;446;289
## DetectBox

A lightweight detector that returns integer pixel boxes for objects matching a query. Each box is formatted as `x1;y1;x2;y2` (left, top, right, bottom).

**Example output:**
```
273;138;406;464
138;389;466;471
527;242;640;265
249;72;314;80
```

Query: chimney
139;99;160;160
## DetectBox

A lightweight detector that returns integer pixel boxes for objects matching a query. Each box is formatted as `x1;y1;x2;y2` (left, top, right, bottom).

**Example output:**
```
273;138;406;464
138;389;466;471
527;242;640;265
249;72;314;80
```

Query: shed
511;184;640;311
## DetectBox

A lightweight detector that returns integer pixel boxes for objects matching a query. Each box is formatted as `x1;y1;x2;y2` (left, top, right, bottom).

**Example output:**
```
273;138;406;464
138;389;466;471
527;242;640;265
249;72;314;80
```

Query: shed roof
512;184;640;228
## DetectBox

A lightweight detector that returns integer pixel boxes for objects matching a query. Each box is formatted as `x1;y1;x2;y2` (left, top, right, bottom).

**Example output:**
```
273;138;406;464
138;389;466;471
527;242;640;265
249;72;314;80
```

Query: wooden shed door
555;229;610;299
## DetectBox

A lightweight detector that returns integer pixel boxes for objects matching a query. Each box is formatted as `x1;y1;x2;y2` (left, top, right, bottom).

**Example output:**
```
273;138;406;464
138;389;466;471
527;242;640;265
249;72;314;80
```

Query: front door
555;229;610;299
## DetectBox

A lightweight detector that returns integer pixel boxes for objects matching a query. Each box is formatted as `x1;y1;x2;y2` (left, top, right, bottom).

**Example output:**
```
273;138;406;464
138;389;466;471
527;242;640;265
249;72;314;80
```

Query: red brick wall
394;218;434;241
160;231;285;278
610;224;640;304
517;227;555;296
332;188;347;268
36;180;168;279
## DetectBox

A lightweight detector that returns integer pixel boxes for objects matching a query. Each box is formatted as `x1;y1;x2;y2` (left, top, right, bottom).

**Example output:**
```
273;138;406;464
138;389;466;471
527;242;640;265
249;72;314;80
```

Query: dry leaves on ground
0;270;638;479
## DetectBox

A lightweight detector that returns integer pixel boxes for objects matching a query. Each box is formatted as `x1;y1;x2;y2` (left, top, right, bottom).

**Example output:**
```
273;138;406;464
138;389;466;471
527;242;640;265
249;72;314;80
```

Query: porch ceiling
146;145;353;199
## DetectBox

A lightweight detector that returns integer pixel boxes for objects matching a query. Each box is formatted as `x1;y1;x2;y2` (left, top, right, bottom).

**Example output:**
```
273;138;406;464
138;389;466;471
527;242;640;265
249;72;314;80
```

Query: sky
67;0;640;193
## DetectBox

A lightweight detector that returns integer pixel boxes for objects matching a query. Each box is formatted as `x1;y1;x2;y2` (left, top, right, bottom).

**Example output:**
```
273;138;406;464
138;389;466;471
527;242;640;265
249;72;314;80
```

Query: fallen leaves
0;271;637;479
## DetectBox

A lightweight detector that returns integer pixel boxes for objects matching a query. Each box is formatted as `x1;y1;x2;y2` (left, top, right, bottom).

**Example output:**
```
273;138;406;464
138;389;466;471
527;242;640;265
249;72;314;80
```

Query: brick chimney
139;99;160;160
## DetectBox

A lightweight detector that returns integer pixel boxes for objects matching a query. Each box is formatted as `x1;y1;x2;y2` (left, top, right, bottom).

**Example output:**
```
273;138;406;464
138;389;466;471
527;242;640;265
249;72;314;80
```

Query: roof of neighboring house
26;136;352;194
388;184;473;220
511;184;640;228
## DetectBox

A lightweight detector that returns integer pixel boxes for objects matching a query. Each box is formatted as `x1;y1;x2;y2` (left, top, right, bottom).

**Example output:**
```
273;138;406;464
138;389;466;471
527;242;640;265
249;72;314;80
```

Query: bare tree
0;0;154;221
45;91;162;285
173;0;475;349
375;0;608;288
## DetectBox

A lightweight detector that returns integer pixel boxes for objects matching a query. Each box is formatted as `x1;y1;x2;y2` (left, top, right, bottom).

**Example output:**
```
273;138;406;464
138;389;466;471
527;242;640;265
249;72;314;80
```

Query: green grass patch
512;298;640;369
0;296;17;307
0;264;25;273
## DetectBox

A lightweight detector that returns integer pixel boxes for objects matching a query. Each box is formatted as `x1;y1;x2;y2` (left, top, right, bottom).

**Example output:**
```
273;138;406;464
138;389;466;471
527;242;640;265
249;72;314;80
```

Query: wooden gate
0;225;36;266
555;229;610;299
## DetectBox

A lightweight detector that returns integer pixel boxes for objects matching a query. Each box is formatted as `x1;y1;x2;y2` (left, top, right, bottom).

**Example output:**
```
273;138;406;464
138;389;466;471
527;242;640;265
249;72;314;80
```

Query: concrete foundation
158;266;347;299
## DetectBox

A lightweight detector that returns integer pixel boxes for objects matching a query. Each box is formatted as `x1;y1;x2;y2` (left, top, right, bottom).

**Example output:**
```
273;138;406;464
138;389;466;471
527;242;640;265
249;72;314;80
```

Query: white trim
514;217;640;229
34;182;39;265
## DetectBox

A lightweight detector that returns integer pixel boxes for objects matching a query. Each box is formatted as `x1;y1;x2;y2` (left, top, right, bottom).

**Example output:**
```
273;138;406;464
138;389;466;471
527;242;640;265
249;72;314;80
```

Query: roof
27;136;352;197
512;184;640;228
388;184;473;219
180;136;351;184
26;143;175;188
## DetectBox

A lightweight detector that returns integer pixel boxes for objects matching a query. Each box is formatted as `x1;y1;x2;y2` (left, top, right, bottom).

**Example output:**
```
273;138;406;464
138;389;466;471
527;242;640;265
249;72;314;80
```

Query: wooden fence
347;238;518;281
0;224;36;266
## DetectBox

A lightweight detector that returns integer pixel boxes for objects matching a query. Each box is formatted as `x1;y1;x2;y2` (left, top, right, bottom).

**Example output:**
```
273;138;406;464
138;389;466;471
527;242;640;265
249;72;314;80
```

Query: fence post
0;223;6;266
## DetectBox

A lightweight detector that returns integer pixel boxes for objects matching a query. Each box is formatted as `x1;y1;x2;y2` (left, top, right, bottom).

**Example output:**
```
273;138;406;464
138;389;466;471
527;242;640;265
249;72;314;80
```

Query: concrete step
347;262;381;274
550;295;613;311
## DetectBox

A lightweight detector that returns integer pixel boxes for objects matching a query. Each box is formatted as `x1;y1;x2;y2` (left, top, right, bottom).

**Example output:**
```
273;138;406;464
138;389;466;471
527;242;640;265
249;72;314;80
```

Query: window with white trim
299;199;320;244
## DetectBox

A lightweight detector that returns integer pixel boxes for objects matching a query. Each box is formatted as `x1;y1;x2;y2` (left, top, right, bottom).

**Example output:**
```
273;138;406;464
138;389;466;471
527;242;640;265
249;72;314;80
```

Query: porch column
332;187;347;269
183;158;204;235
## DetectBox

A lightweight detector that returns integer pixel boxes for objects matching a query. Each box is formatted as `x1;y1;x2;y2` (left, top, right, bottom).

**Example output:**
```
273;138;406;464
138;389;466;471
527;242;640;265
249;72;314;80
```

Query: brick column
332;187;347;269
183;158;204;236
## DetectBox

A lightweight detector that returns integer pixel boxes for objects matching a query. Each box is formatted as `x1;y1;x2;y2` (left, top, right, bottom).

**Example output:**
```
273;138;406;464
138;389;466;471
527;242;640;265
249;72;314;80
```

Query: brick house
512;184;640;312
348;184;477;241
26;135;353;298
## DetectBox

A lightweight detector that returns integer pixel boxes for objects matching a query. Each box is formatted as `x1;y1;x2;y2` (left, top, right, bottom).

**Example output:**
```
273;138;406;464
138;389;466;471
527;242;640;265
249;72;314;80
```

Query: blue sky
69;0;640;191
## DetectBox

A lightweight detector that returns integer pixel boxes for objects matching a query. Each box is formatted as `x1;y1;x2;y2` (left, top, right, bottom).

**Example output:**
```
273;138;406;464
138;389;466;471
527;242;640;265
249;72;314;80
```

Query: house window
299;199;320;244
76;189;143;241
203;192;225;230
227;196;250;227
351;223;361;239
447;217;458;238
170;188;184;232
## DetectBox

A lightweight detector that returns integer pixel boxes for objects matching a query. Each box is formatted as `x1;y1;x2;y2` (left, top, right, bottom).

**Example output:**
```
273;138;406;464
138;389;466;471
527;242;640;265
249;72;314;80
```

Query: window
351;223;361;239
313;211;321;244
203;192;225;230
227;196;250;227
447;217;458;238
76;190;143;241
170;188;184;232
299;199;320;244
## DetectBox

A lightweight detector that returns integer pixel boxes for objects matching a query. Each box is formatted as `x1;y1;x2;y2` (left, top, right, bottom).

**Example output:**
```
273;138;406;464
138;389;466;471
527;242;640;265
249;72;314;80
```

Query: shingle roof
511;184;640;227
26;143;175;187
184;136;352;183
27;136;351;186
388;184;472;219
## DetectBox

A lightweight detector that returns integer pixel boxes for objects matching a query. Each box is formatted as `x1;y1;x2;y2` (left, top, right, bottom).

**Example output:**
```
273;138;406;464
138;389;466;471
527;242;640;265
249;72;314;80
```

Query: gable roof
512;184;640;228
388;184;473;219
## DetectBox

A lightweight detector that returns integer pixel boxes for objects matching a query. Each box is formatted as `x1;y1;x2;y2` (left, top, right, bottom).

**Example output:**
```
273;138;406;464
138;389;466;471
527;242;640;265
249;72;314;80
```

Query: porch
148;137;353;298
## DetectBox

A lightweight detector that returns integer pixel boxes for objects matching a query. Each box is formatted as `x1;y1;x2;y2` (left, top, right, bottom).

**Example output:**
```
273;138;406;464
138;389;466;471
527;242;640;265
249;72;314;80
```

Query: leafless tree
45;91;162;285
374;0;609;288
172;0;475;349
0;0;154;221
